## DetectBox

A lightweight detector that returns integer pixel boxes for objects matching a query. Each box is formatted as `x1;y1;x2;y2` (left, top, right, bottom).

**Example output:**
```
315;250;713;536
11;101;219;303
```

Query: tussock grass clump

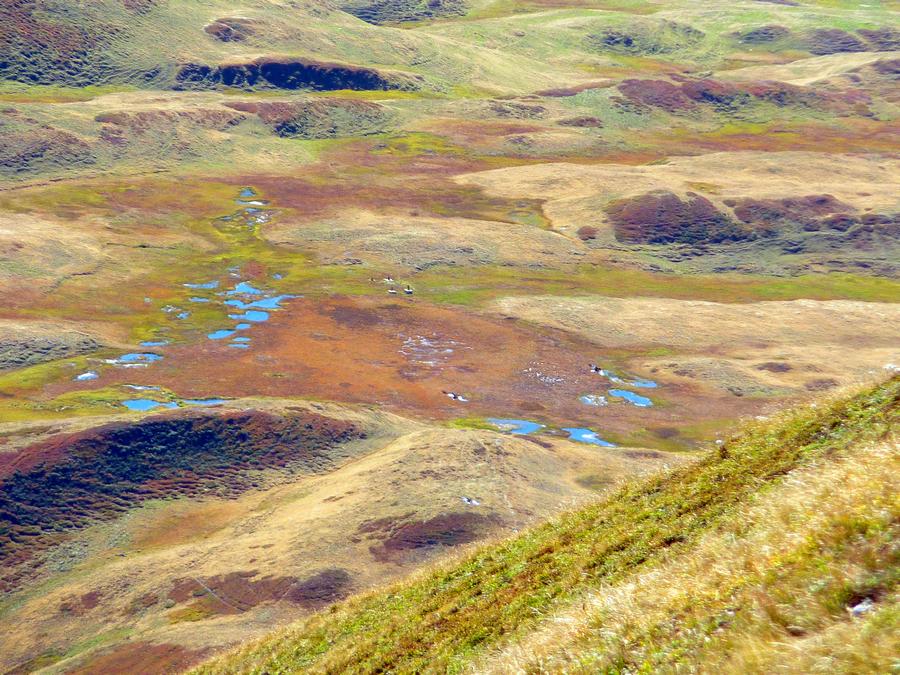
194;376;898;674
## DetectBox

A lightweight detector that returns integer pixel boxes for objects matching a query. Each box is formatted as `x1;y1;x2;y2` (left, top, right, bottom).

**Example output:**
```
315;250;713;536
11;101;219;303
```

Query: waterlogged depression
487;363;659;444
64;187;662;432
67;187;297;409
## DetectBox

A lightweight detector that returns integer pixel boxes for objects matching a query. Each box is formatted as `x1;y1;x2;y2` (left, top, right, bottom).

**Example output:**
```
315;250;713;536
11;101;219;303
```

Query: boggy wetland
0;0;898;672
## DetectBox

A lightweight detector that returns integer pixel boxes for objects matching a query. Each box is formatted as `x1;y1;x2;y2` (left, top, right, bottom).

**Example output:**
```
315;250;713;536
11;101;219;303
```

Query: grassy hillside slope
195;374;898;674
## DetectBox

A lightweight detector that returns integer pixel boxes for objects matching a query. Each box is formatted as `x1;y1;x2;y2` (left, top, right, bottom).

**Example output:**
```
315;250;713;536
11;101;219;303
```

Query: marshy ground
0;0;898;672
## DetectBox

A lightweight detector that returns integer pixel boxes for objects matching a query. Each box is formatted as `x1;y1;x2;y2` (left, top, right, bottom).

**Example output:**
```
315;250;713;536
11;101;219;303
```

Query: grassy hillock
194;375;898;673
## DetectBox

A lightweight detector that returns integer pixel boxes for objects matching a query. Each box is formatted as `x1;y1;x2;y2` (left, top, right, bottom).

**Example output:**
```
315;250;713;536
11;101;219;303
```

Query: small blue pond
189;297;210;303
184;281;219;290
232;336;251;342
609;389;653;407
239;187;256;198
579;394;608;407
122;399;178;412
229;343;250;349
228;310;269;323
112;352;162;363
599;368;657;389
234;323;251;330
227;282;264;296
225;294;294;310
563;428;616;447
273;273;283;280
74;371;98;381
487;418;545;435
176;311;190;320
183;399;227;406
208;329;236;340
139;340;169;347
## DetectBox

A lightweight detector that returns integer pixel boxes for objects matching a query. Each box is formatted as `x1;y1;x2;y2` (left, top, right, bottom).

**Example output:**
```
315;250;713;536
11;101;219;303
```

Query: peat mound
165;567;353;616
359;511;499;562
0;409;364;592
585;19;705;56
340;0;467;25
606;191;753;245
175;56;416;92
95;108;246;133
0;327;100;371
225;99;390;139
0;115;95;176
203;17;257;43
616;76;860;115
732;24;791;45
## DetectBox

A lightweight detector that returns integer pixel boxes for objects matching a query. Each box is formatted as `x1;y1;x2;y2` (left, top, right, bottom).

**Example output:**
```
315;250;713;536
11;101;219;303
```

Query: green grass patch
413;264;900;306
446;417;496;431
0;82;136;103
370;132;469;159
0;356;96;394
168;601;220;624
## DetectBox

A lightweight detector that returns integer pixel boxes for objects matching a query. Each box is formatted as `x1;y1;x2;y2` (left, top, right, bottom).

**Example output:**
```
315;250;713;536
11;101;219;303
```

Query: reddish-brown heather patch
643;118;900;155
65;642;211;675
804;378;839;391
225;99;382;126
557;116;604;128
606;191;751;245
755;362;793;373
618;79;696;111
873;58;900;77
167;568;353;615
805;28;867;55
0;410;362;592
203;17;257;42
0;121;95;173
419;118;544;149
95;109;246;134
222;142;499;222
858;29;900;51
576;226;599;240
732;24;791;45
58;591;103;616
618;76;871;116
360;512;498;562
730;194;855;225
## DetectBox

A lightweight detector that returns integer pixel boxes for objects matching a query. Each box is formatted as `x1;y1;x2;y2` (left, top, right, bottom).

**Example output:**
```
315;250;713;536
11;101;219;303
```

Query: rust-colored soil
46;295;756;431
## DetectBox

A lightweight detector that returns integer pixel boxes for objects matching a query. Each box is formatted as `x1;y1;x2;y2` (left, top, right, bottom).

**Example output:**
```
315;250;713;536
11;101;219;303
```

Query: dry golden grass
482;433;898;673
718;51;900;86
492;294;900;398
265;208;584;271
